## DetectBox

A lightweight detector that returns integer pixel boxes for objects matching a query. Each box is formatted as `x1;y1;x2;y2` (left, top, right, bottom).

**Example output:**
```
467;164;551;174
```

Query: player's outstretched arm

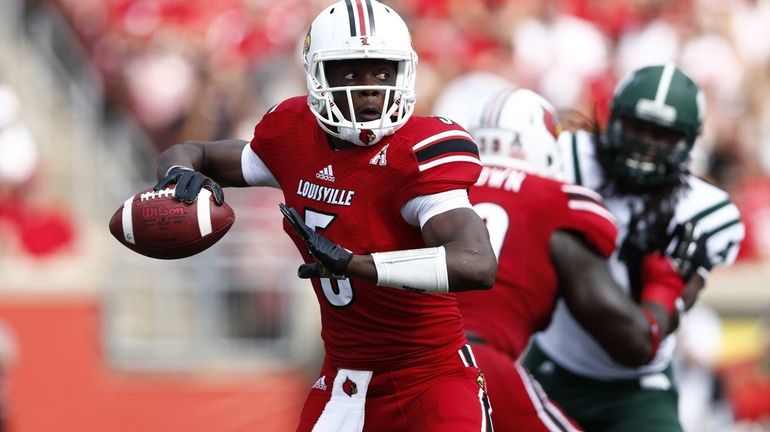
156;140;250;185
282;205;497;293
551;231;672;367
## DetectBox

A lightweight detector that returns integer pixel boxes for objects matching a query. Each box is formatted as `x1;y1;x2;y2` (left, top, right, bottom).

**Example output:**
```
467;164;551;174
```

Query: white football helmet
303;0;418;146
470;88;564;179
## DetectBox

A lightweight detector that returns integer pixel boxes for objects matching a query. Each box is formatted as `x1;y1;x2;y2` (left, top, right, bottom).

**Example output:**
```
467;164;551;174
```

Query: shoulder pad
558;183;618;258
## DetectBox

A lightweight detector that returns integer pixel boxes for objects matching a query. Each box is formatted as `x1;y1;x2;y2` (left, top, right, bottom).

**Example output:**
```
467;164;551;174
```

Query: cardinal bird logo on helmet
359;129;376;145
542;107;561;139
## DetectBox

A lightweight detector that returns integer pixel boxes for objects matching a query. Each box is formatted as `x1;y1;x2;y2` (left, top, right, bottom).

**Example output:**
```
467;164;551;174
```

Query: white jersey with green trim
535;130;744;380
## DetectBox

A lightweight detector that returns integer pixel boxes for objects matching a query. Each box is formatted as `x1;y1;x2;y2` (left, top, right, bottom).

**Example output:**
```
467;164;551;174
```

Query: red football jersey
459;162;617;359
251;97;482;371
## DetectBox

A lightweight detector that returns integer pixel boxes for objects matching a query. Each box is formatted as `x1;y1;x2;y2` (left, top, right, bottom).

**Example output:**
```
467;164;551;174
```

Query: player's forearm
157;142;206;179
553;231;660;366
345;254;378;282
156;140;249;187
570;294;655;367
348;243;496;293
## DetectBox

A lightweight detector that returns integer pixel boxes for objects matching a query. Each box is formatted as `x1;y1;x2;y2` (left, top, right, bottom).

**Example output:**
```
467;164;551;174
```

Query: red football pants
296;345;493;432
471;343;581;431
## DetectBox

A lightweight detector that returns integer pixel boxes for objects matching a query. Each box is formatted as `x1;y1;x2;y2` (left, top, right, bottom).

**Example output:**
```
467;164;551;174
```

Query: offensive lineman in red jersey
151;1;497;431
456;89;706;431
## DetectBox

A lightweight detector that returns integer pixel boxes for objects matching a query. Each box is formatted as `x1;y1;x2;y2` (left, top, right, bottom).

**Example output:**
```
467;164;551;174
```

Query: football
108;185;235;259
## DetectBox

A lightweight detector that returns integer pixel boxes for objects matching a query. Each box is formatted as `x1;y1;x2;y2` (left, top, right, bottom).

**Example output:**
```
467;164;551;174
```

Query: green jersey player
524;64;745;432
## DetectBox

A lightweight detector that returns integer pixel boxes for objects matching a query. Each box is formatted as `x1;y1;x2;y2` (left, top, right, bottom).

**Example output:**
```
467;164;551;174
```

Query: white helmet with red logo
470;88;564;179
302;0;418;146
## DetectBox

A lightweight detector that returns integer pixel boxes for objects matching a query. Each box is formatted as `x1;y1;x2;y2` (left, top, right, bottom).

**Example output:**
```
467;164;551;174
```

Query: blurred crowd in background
21;0;770;258
0;0;769;430
5;0;770;258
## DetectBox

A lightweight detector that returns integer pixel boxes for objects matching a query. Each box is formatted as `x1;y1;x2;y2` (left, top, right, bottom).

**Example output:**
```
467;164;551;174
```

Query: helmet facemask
602;115;693;188
306;56;416;145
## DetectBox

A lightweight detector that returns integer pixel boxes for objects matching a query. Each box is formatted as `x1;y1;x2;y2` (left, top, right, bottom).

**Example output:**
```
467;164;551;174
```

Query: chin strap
339;125;395;146
329;95;402;146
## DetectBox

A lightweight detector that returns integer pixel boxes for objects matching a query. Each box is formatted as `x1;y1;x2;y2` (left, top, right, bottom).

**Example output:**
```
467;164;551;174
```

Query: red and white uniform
249;97;492;431
458;160;617;432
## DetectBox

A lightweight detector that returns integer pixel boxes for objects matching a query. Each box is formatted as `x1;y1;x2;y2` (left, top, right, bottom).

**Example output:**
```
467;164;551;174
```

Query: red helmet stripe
481;88;514;128
356;0;368;36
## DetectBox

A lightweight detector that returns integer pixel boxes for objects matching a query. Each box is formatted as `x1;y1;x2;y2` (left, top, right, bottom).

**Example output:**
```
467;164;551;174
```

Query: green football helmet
600;64;706;188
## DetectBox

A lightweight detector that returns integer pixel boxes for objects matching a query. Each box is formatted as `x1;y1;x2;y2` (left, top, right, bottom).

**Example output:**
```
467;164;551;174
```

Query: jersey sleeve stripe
689;198;731;223
561;184;604;202
571;133;583;186
418;155;482;172
412;130;474;151
567;200;617;224
415;139;479;162
707;218;741;237
567;192;601;204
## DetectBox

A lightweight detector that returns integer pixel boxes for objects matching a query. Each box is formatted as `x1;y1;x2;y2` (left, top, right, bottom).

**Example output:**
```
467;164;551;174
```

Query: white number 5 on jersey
303;209;354;307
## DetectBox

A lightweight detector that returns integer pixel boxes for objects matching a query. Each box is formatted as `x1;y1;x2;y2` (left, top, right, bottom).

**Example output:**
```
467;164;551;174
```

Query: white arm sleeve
241;143;280;188
400;189;472;228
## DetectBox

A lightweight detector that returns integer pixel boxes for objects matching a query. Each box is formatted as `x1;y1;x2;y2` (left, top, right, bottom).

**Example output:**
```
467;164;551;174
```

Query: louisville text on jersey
297;179;356;206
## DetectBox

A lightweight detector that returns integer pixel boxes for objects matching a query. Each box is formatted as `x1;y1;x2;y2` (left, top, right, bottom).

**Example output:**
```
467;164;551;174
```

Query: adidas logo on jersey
311;375;327;391
316;165;335;182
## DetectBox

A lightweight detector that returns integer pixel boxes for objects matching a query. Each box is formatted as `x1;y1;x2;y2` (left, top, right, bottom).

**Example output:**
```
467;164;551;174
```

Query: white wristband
371;246;449;294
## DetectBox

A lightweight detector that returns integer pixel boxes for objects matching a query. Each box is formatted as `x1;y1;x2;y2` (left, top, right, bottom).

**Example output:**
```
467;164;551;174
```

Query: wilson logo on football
141;206;186;218
316;164;335;182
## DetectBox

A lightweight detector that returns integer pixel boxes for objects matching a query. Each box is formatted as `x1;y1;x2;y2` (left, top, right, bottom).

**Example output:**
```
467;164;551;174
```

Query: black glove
298;262;338;279
154;166;224;205
279;203;353;278
667;221;711;281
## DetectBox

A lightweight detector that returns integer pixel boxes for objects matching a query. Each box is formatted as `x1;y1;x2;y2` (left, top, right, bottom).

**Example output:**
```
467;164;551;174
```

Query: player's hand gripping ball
109;176;234;259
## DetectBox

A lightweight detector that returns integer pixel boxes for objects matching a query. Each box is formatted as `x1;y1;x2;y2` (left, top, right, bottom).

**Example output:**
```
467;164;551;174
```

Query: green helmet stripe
654;63;676;105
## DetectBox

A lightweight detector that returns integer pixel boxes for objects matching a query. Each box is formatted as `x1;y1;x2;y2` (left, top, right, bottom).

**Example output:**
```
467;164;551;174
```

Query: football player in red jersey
151;1;498;431
456;88;704;431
